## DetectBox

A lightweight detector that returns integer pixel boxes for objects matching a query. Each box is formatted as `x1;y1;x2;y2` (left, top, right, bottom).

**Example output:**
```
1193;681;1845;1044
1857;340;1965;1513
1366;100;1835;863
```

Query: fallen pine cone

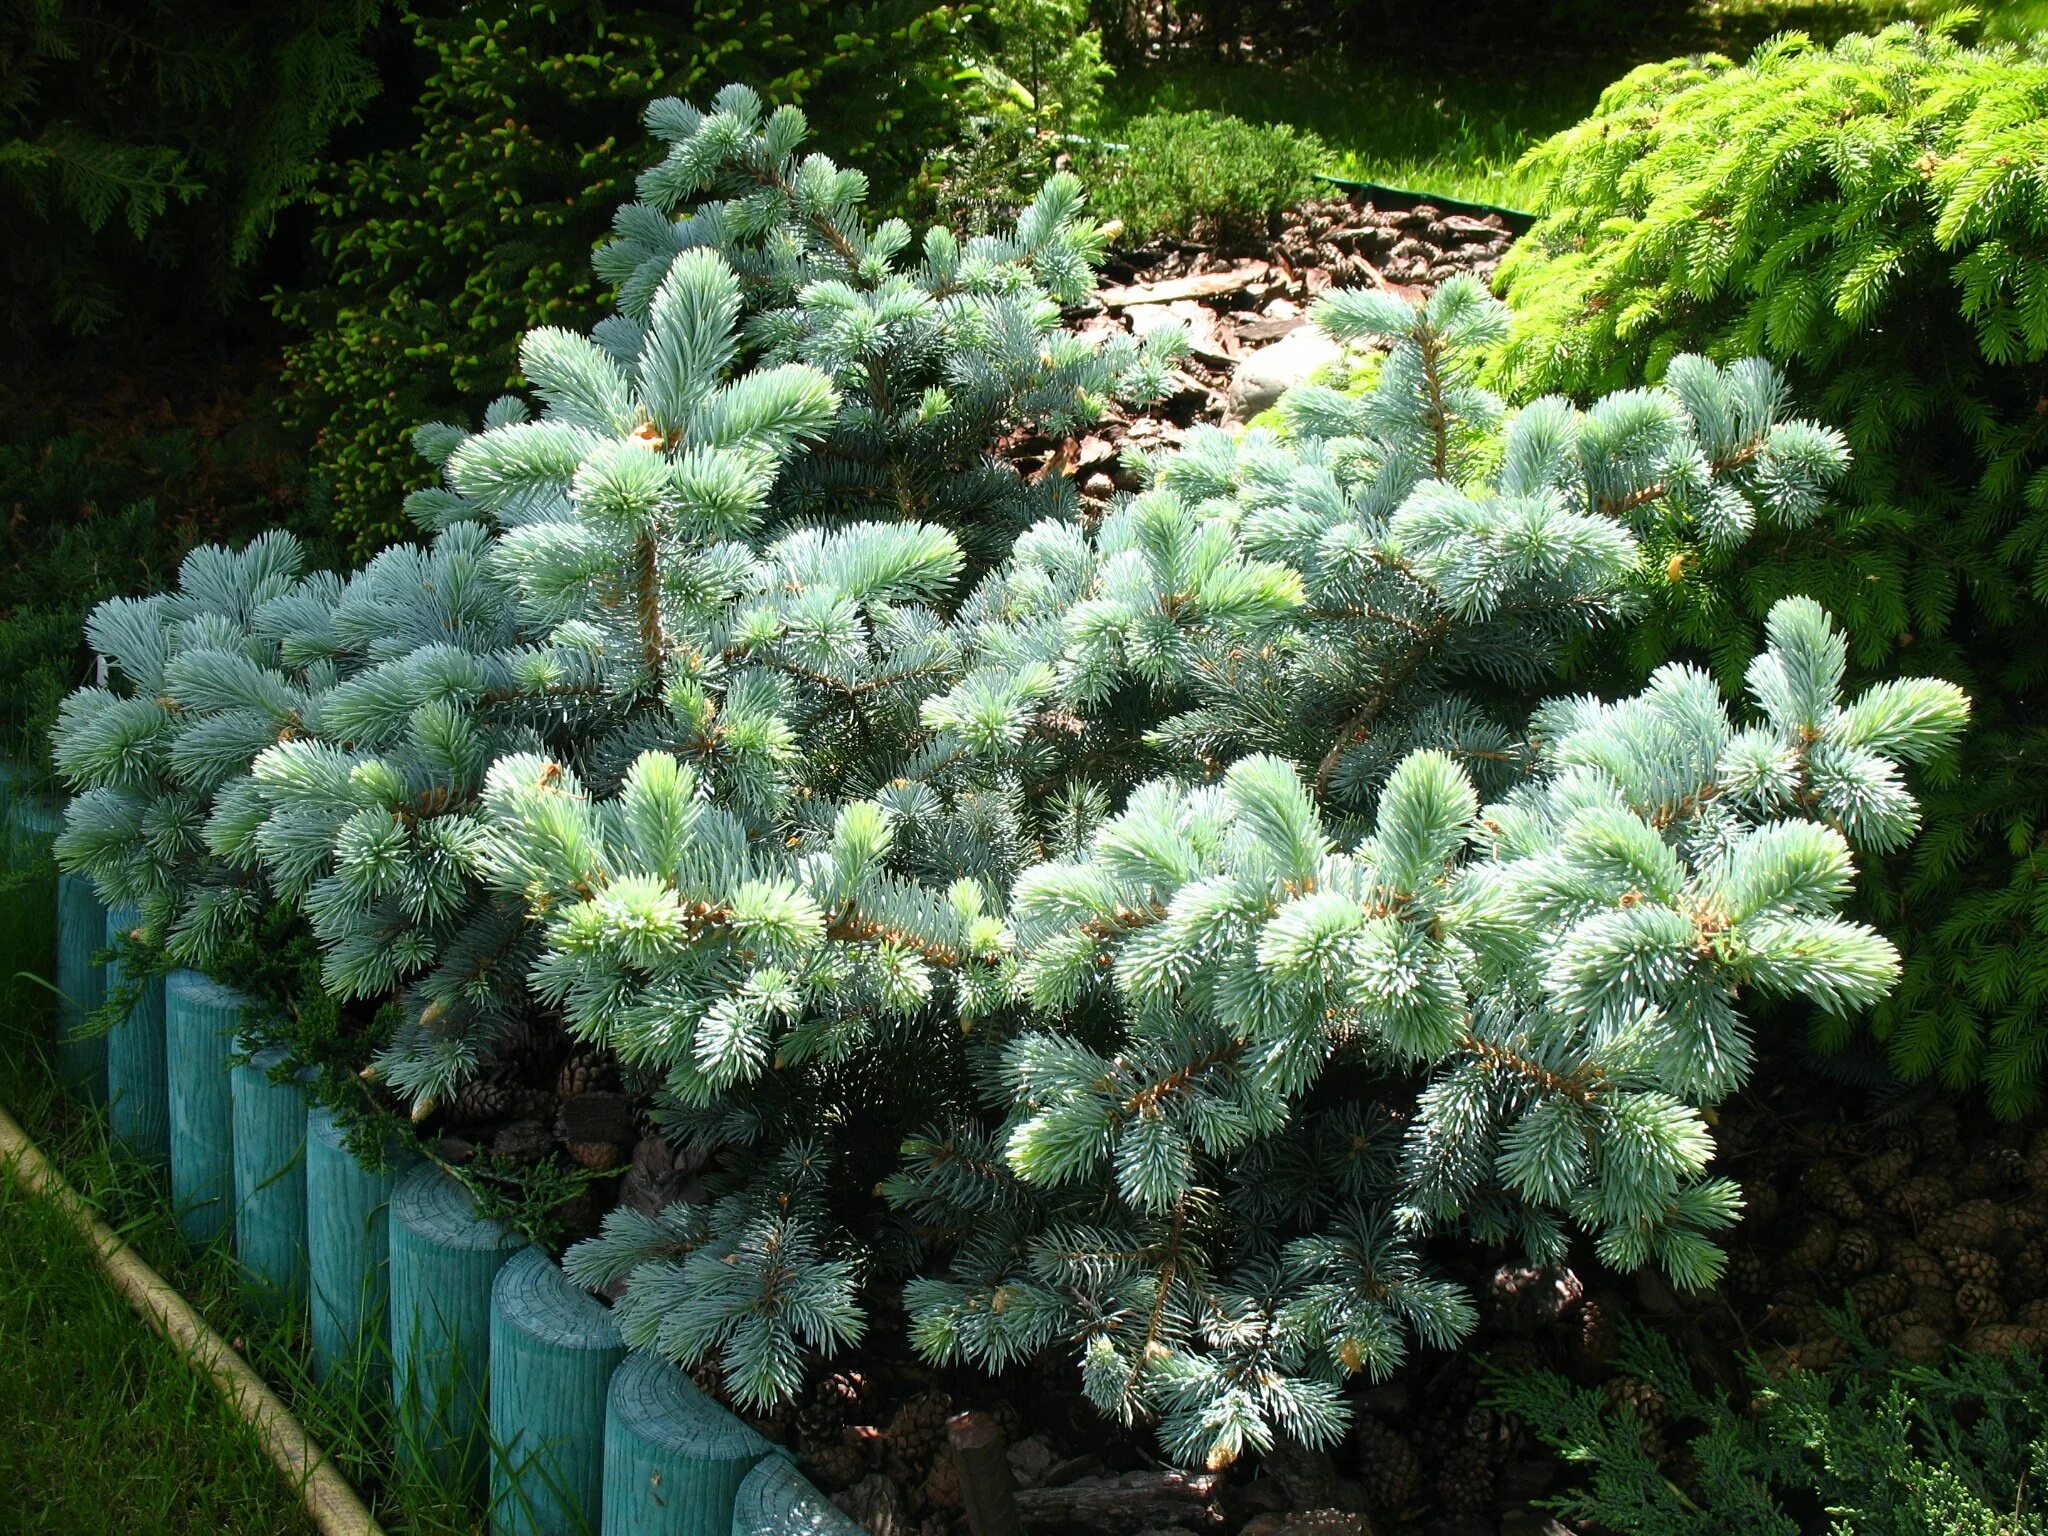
1965;1323;2046;1355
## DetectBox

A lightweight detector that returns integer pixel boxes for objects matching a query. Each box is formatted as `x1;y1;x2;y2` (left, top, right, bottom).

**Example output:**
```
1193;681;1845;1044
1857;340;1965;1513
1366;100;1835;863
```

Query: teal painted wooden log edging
390;1163;524;1496
54;872;107;1103
232;1045;310;1320
308;1104;414;1390
489;1246;625;1536
602;1353;772;1536
731;1455;862;1536
164;970;241;1246
103;902;170;1168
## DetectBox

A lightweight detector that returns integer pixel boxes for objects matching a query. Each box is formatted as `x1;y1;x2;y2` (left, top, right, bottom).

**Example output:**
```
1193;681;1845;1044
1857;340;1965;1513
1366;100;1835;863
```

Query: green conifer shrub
1492;22;2048;1113
1498;1321;2048;1536
1075;110;1328;248
271;3;968;549
53;85;1968;1466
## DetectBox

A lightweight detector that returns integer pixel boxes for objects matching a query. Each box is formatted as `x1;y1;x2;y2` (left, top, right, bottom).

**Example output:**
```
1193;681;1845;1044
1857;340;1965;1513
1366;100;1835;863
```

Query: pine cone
491;1117;552;1163
2010;1242;2048;1299
1891;1324;1947;1363
1433;1441;1496;1516
796;1399;844;1449
1602;1376;1667;1425
816;1371;873;1416
1764;1337;1849;1375
1578;1293;1622;1364
1725;1248;1771;1296
1855;1146;1915;1195
1919;1103;1964;1165
1886;1174;1954;1221
1987;1146;2028;1187
923;1453;962;1510
446;1080;535;1128
2027;1129;2048;1187
1956;1162;2001;1199
1771;1299;1831;1343
1889;1241;1948;1293
1925;1199;2005;1251
1355;1417;1423;1512
568;1141;622;1171
1804;1161;1866;1221
1965;1323;2046;1355
555;1047;619;1100
1956;1280;2005;1325
1943;1247;2003;1288
1911;1284;1959;1330
1738;1178;1782;1225
802;1440;868;1492
1787;1214;1839;1274
884;1393;952;1475
989;1399;1024;1445
1846;1273;1911;1318
1832;1228;1881;1278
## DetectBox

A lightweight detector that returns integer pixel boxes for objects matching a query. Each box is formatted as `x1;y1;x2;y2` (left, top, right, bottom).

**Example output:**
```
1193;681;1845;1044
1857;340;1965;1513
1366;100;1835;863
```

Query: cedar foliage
1498;1322;2048;1536
0;0;386;337
52;86;1969;1464
1494;21;2048;1114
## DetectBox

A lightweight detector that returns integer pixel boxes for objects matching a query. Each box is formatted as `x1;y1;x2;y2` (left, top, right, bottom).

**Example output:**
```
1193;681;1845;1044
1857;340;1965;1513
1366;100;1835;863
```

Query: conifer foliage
52;85;1969;1464
1494;22;2048;1112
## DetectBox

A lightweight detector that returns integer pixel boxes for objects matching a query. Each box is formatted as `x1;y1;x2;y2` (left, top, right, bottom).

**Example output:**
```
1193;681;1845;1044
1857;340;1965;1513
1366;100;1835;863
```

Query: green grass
0;830;480;1536
1097;0;2046;213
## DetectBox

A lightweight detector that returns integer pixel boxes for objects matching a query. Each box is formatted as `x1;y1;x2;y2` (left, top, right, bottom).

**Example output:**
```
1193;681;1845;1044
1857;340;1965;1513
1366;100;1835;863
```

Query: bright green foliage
1;0;385;336
52;87;1968;1463
910;0;1113;234
1076;110;1328;248
271;3;967;548
1494;22;2048;1113
1498;1321;2048;1536
958;0;1111;136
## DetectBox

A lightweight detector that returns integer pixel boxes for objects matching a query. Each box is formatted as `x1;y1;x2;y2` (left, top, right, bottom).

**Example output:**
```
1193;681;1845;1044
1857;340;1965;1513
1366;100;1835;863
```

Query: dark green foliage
271;1;967;549
1493;22;2048;1114
1075;109;1327;248
1497;1321;2048;1536
0;389;313;784
0;0;386;337
1088;0;1695;66
911;0;1112;234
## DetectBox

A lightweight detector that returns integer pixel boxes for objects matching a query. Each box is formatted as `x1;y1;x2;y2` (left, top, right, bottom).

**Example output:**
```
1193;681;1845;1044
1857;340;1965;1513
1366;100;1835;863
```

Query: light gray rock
1227;325;1344;422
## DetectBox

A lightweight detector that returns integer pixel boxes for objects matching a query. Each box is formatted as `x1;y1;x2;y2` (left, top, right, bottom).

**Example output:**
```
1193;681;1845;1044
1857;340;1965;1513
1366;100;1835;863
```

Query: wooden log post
389;1163;524;1498
601;1352;772;1536
232;1045;311;1321
488;1246;625;1536
308;1104;413;1391
948;1411;1024;1536
164;969;242;1247
54;872;107;1104
731;1455;865;1536
103;901;170;1168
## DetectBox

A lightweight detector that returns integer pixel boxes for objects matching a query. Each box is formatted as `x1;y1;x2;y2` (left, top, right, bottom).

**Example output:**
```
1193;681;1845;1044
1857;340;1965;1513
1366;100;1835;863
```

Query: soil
998;192;1519;497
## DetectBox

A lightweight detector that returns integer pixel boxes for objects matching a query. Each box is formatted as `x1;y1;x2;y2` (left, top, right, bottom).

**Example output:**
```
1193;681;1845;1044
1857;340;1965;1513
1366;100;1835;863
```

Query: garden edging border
0;1097;386;1536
